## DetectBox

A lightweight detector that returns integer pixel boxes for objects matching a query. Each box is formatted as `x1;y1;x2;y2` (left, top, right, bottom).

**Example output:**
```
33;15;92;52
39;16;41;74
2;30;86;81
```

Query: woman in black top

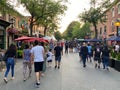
4;44;16;83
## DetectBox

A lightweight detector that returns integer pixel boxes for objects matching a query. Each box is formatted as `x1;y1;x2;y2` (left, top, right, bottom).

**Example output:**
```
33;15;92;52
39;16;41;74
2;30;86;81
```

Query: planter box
109;58;115;68
114;60;120;72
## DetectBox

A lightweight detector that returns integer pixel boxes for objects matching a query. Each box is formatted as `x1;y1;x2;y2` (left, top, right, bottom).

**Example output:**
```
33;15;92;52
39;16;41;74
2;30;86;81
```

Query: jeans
102;56;109;69
82;55;87;66
4;58;15;77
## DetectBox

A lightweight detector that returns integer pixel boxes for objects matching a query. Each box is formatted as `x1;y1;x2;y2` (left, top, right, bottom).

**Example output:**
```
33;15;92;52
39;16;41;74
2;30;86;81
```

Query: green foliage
116;53;120;61
54;31;62;41
78;0;112;38
63;21;80;40
0;0;22;17
62;21;91;40
111;51;116;58
20;0;67;36
21;29;29;36
17;50;23;58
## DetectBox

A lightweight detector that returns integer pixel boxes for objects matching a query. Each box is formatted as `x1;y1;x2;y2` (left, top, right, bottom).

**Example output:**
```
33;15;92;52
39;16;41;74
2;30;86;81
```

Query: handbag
2;54;8;62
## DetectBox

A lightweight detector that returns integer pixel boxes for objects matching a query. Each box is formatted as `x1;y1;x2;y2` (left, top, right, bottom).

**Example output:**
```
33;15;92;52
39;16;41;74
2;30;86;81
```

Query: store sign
0;25;5;30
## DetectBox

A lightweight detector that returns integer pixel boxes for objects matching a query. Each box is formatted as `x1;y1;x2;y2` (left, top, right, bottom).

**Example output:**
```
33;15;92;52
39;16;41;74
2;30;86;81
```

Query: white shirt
47;51;53;61
31;45;44;62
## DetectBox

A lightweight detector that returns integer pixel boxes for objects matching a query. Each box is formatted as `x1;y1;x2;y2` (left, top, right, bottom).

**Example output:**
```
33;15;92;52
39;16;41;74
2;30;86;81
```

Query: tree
20;0;67;36
62;21;81;40
54;31;62;41
0;0;22;18
78;0;112;38
62;21;91;40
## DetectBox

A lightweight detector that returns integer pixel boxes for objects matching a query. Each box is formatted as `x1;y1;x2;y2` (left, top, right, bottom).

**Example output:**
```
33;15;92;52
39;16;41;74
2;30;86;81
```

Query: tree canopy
78;0;119;38
19;0;68;36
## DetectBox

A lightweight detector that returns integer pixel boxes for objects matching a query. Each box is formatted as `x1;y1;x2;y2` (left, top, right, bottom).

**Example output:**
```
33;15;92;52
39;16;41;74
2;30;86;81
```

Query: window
118;4;120;14
104;26;106;32
111;22;114;32
112;8;115;17
100;27;102;35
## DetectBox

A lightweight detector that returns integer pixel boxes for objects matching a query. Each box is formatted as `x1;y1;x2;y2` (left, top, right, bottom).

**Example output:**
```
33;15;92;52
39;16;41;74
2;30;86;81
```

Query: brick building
91;1;120;40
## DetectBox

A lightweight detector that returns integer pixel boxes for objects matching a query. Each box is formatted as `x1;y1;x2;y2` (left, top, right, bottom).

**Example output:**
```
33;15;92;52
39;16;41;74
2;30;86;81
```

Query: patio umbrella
106;36;116;41
15;36;33;41
106;36;120;41
114;36;120;41
24;38;49;43
85;38;101;42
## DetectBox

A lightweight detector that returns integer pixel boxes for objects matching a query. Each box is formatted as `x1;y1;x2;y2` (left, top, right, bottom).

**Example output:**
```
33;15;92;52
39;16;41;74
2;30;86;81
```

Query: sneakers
58;66;60;69
98;66;100;69
23;78;27;81
3;78;8;83
11;77;14;80
55;65;57;69
106;68;109;71
34;82;40;88
95;64;97;68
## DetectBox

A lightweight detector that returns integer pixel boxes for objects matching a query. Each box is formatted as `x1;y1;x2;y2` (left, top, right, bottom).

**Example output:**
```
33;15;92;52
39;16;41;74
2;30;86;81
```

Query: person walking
31;40;44;88
22;44;32;81
93;43;102;69
80;42;88;67
54;42;63;69
46;49;53;67
101;45;110;70
65;41;69;54
3;44;17;83
87;43;93;62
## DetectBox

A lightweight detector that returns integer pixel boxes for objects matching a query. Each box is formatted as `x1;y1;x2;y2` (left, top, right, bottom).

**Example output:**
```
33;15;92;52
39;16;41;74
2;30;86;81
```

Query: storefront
0;19;10;49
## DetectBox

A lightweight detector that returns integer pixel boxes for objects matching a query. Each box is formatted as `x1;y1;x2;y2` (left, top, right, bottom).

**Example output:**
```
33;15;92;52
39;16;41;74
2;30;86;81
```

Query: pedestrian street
0;53;120;90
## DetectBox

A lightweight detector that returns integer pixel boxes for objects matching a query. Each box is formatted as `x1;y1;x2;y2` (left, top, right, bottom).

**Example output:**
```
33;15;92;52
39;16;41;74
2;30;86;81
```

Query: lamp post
115;19;120;36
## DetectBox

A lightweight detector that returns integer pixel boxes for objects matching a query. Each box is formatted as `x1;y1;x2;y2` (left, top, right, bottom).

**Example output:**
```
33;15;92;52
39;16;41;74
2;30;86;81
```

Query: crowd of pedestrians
63;40;111;70
2;39;63;88
1;39;113;88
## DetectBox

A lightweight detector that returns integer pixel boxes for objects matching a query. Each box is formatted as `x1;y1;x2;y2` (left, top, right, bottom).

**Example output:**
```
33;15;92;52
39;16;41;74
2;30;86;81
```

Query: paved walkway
0;53;120;90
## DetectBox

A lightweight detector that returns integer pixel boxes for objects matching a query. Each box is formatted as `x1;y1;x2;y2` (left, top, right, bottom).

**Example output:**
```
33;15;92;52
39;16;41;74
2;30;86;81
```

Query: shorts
55;56;61;62
47;60;52;62
34;62;44;72
94;57;101;63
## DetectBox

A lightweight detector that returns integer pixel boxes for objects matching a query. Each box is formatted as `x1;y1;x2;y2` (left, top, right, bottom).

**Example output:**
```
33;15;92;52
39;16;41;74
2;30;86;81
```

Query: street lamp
114;19;120;36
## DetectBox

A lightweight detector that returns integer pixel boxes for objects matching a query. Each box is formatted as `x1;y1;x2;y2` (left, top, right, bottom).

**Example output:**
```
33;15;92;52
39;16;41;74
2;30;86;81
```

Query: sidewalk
0;53;120;90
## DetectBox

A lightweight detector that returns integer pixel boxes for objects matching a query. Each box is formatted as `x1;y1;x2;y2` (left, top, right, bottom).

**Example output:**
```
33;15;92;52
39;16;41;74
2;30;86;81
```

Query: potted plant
109;50;116;67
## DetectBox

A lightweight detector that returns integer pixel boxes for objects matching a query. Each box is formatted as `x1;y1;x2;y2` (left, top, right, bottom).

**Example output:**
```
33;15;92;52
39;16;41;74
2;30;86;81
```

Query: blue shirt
87;46;92;53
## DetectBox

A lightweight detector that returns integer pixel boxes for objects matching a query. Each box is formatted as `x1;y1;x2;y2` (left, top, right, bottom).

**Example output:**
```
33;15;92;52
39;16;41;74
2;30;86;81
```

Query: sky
8;0;90;33
59;0;90;33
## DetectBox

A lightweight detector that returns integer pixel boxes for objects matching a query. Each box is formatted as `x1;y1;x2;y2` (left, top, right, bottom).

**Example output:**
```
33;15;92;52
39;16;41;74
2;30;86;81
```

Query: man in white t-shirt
31;40;44;88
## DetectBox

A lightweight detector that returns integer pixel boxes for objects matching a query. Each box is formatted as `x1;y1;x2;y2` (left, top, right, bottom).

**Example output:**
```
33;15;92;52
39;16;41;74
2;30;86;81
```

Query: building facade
91;1;120;40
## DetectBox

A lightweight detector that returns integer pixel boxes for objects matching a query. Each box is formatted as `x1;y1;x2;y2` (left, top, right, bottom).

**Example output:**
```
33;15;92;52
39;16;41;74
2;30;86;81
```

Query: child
47;49;53;67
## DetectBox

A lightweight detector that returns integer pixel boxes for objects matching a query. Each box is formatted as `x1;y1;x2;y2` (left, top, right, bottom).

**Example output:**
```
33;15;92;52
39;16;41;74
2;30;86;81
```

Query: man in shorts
31;40;44;88
54;42;63;69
